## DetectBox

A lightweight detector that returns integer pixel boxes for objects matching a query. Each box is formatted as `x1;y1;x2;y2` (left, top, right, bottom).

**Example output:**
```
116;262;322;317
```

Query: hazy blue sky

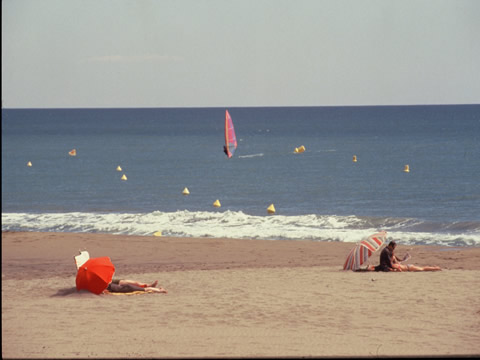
2;0;480;108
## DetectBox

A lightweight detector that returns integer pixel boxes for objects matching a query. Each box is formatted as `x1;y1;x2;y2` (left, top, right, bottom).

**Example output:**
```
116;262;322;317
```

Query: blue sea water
2;105;480;246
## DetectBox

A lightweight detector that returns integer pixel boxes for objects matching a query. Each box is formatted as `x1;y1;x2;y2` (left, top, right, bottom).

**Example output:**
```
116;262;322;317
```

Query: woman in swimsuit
390;251;441;271
391;263;441;272
107;279;168;293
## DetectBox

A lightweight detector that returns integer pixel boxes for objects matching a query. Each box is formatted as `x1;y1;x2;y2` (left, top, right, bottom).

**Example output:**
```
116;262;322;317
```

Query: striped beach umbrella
343;231;387;271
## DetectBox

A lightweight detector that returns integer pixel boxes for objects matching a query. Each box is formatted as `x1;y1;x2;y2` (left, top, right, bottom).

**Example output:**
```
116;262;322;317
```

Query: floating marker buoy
353;155;357;162
27;161;32;167
267;204;276;214
403;165;410;173
182;187;190;195
213;199;221;208
121;174;127;181
294;145;305;154
153;231;162;237
116;166;122;171
69;149;76;156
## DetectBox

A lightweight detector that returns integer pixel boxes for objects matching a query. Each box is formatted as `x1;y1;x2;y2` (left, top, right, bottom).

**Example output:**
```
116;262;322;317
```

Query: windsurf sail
224;110;237;158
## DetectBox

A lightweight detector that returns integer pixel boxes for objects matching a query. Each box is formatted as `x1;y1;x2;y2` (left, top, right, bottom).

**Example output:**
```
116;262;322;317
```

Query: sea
2;105;480;247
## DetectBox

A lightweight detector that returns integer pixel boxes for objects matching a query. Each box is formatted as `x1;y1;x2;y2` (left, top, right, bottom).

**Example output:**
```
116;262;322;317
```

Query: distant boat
223;110;237;158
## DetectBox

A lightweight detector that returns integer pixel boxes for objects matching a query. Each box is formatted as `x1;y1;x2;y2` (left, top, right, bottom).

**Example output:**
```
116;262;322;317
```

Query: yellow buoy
403;165;410;173
213;199;221;208
182;187;190;195
153;231;162;237
353;155;357;162
121;174;127;181
267;204;276;214
116;166;122;171
69;149;77;156
294;145;305;154
27;161;32;167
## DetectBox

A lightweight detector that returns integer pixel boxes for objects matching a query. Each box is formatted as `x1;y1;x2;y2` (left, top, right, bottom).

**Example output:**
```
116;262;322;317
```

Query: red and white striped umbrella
343;231;387;271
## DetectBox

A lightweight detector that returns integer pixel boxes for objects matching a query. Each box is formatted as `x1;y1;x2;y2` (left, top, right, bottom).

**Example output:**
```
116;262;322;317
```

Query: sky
2;0;480;108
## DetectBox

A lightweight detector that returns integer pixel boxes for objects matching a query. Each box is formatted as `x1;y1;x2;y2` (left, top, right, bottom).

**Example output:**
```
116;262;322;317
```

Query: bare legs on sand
118;279;158;287
394;264;441;272
365;264;441;272
118;279;167;293
144;286;167;293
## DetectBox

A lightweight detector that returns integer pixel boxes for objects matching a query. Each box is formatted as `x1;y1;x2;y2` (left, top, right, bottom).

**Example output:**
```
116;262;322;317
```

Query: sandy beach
2;231;480;358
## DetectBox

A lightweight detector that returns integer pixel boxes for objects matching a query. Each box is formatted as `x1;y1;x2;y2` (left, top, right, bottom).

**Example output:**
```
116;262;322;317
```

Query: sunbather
106;279;167;293
391;262;441;272
365;241;441;272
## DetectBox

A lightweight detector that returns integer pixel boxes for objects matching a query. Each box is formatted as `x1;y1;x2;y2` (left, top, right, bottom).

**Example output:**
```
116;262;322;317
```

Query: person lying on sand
106;279;167;293
393;263;441;271
365;263;441;272
366;241;442;272
364;240;441;272
390;254;441;271
389;244;441;271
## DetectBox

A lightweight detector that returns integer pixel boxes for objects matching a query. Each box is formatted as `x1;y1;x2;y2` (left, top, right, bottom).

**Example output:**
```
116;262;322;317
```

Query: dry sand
2;231;480;358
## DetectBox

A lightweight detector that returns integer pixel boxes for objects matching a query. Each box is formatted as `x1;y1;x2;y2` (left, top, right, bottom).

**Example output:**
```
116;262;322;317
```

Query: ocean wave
238;153;264;158
2;211;479;247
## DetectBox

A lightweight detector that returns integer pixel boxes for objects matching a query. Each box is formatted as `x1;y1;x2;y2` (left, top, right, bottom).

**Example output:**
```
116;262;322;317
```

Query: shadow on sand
51;287;78;297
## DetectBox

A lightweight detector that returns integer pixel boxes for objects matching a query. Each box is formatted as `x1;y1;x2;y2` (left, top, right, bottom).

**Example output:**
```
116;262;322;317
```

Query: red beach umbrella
76;257;115;294
343;231;387;271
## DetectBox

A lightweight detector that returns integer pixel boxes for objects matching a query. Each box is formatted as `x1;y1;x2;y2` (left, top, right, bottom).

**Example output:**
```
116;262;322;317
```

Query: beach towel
102;290;155;296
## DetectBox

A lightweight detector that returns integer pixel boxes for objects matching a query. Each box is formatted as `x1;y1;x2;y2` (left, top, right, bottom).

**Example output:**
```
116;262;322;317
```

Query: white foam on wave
2;211;479;246
238;153;264;158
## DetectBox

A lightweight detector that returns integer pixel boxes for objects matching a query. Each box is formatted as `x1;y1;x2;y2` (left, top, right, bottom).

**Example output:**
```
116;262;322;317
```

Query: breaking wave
2;211;479;247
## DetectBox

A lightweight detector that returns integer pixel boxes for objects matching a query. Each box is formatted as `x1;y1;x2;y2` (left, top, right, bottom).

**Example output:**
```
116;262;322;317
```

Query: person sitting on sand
372;240;398;272
366;241;441;272
106;279;167;293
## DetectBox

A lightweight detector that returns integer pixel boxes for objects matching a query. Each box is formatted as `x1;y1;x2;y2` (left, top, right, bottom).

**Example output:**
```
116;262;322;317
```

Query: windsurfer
224;110;237;158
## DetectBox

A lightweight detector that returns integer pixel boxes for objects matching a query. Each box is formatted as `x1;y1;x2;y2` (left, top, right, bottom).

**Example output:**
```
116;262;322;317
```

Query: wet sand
2;231;480;358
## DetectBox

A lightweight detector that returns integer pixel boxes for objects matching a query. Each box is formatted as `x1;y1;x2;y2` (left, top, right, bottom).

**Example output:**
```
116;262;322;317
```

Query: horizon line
2;103;479;111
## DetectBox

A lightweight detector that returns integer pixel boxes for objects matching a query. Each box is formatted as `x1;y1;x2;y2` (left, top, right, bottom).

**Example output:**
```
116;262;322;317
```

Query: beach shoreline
3;231;480;280
2;231;480;358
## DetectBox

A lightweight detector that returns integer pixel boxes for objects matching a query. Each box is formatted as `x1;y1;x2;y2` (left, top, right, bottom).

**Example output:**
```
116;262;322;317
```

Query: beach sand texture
2;231;480;358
